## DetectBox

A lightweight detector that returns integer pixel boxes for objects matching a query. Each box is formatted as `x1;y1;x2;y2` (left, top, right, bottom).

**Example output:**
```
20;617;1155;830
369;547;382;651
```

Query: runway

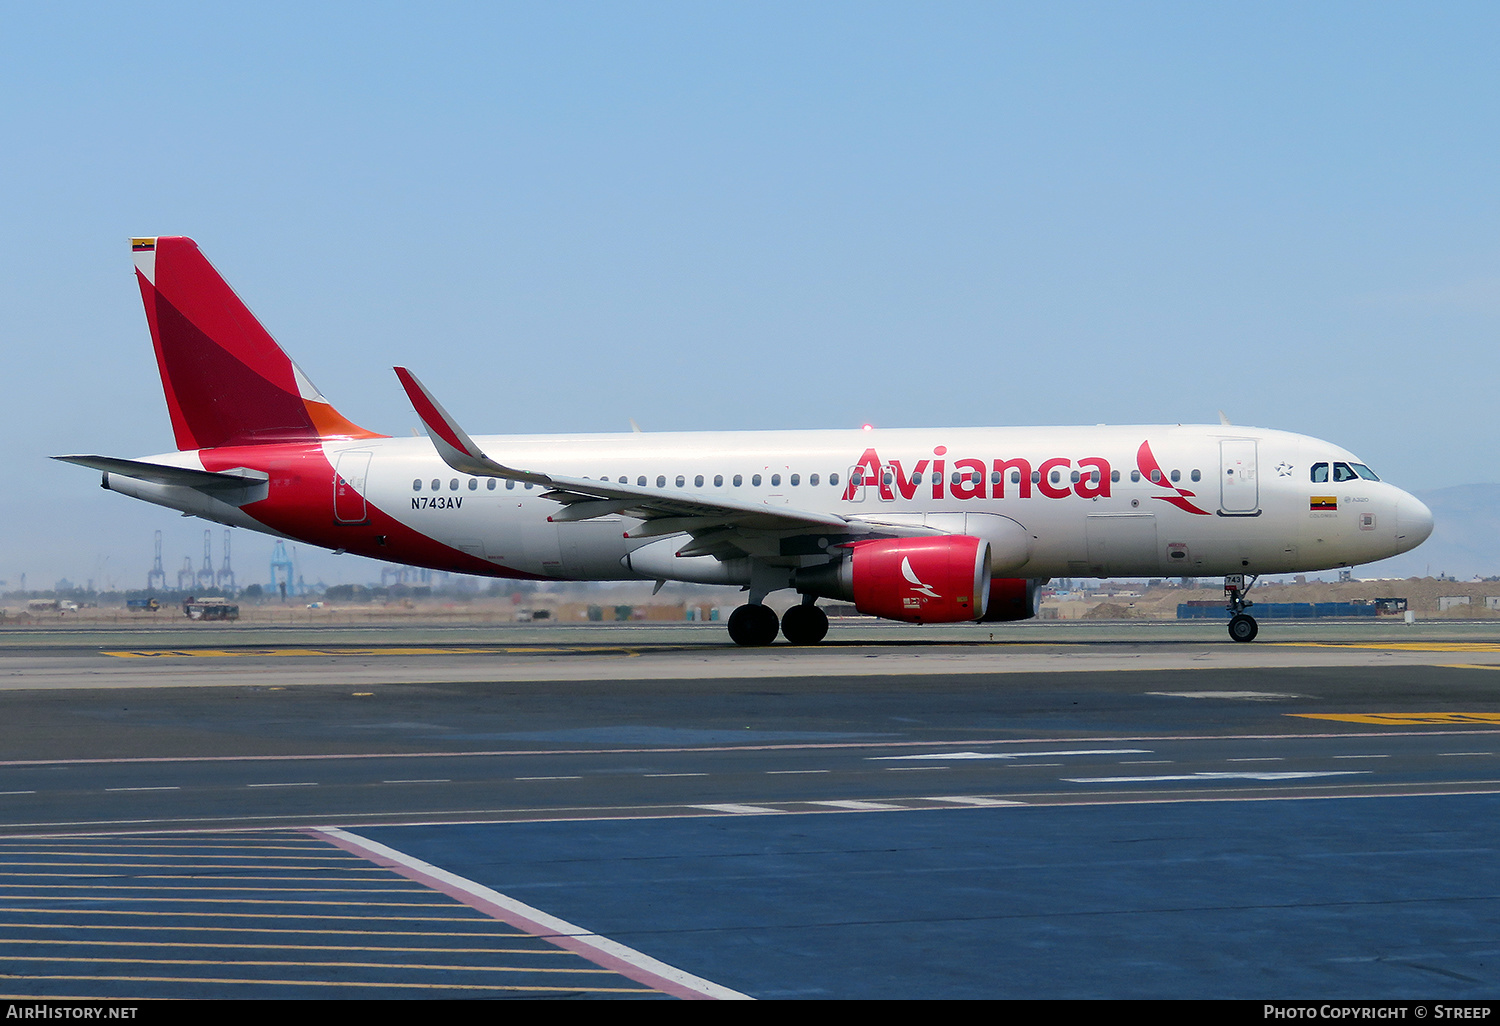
1;621;1498;998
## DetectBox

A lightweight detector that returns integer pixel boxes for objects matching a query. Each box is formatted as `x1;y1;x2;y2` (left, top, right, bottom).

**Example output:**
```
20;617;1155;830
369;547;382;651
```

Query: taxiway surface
1;621;1498;998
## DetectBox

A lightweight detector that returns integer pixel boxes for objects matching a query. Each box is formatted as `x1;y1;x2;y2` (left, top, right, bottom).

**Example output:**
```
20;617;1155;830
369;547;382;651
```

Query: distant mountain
1360;483;1500;580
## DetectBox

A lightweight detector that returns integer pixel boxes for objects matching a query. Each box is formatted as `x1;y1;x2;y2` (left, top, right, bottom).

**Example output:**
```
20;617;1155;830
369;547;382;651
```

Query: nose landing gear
1225;573;1259;642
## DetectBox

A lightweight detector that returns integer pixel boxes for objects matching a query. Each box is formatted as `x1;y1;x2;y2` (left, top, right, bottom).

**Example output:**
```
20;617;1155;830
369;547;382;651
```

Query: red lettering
845;448;1109;503
843;448;883;500
952;458;985;500
991;458;1032;499
1037;458;1071;498
1075;457;1111;499
890;459;929;500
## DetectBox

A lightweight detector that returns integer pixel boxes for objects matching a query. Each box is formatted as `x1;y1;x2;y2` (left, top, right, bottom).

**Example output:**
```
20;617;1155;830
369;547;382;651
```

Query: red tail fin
132;237;381;450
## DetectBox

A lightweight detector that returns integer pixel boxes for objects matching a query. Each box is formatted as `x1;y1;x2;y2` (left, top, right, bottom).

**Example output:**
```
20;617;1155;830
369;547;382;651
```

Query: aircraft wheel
1228;613;1259;643
728;603;780;647
780;604;829;646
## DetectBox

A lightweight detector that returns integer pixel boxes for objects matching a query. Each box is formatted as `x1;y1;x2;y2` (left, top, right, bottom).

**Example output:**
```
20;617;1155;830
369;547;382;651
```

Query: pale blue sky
2;3;1496;589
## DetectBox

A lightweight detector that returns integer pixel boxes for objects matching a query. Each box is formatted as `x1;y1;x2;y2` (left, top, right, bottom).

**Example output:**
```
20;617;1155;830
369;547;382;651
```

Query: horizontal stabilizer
54;455;269;495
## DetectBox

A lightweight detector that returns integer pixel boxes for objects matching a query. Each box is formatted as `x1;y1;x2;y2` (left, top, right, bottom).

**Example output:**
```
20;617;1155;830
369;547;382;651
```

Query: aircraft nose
1396;493;1434;550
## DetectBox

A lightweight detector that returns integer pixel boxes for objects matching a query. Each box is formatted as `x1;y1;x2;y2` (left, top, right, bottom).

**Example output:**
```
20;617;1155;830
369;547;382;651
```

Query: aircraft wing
395;368;919;558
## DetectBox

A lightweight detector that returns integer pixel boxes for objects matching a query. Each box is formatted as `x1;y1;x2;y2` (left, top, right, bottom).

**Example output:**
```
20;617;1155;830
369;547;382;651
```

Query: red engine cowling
799;536;992;624
980;577;1043;622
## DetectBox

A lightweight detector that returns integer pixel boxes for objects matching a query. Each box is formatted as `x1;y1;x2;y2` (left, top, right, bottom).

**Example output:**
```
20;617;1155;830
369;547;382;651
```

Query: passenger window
431;479;440;491
771;474;781;486
1130;470;1140;482
1110;470;1120;483
468;479;478;490
829;473;840;487
810;474;819;486
1070;471;1081;484
1170;470;1180;483
506;480;515;490
790;474;800;486
1011;471;1020;484
1190;469;1201;482
412;479;422;491
657;475;666;488
676;475;685;488
754;474;763;486
487;479;496;490
449;479;459;491
1311;463;1329;483
1031;471;1040;484
695;475;705;487
714;474;723;487
733;474;743;487
524;482;533;490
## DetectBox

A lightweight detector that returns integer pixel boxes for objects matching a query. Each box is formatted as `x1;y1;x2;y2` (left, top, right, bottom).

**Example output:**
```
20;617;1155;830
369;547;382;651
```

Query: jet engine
979;577;1043;622
797;535;991;623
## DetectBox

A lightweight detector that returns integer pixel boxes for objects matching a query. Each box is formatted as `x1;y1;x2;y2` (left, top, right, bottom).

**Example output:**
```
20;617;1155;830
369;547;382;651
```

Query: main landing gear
780;599;829;646
1225;573;1259;643
726;599;830;646
727;603;779;647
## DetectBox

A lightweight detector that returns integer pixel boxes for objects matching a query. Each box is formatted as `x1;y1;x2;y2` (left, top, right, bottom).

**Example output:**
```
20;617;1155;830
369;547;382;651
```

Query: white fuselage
125;423;1432;585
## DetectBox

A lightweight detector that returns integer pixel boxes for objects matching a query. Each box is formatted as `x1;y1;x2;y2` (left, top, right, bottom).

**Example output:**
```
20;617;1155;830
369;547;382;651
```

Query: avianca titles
58;237;1435;646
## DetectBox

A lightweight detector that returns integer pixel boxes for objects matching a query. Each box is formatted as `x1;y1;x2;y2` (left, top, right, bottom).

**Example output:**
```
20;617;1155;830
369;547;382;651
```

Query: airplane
58;237;1434;646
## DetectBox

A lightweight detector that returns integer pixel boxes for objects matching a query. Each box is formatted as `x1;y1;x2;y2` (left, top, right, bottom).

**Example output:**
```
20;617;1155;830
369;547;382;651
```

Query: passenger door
1219;440;1259;514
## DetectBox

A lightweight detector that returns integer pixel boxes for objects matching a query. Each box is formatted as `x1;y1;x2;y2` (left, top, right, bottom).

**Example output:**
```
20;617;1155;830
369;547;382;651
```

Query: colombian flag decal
1310;495;1337;511
131;239;156;251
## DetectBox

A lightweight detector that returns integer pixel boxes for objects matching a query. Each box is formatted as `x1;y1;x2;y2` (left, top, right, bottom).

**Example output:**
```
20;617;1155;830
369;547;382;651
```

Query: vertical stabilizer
132;237;381;450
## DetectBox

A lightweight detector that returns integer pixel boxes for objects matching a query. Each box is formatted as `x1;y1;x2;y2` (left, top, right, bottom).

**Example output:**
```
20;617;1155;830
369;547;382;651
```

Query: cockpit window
1333;462;1359;483
1350;463;1380;481
1311;463;1329;483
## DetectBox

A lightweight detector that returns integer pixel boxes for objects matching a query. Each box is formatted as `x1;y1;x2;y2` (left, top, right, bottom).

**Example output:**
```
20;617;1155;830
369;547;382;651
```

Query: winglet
394;368;549;484
393;367;487;463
